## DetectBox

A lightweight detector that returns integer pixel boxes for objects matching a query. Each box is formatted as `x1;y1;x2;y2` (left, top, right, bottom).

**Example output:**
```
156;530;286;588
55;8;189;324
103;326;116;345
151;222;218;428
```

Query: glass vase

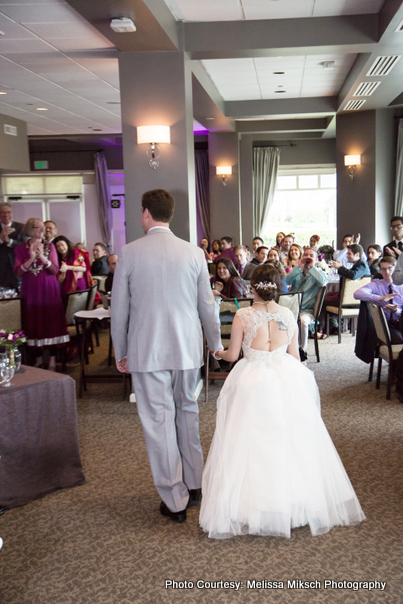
8;347;21;372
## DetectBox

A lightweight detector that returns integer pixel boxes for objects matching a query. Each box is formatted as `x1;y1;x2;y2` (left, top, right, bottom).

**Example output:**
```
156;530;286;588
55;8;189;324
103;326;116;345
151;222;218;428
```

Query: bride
200;264;365;539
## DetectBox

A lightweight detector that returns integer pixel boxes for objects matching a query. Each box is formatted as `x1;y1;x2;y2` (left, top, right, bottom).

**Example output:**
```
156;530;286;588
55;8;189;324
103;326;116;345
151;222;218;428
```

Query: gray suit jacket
239;262;256;280
111;227;221;373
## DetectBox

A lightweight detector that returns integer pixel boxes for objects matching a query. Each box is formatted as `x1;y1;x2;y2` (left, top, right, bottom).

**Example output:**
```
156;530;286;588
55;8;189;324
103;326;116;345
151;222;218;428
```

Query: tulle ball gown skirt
200;352;365;539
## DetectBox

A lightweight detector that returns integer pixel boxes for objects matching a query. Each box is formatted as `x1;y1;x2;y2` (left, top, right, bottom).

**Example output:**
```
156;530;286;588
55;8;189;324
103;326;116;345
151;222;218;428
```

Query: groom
111;189;221;523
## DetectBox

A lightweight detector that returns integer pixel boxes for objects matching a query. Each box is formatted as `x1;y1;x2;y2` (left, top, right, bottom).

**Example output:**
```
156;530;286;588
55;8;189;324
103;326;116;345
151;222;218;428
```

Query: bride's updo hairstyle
250;264;282;302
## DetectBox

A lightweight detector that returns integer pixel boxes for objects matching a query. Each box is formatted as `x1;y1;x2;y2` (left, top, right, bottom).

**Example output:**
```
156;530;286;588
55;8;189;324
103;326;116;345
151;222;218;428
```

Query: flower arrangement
315;254;330;274
0;330;26;349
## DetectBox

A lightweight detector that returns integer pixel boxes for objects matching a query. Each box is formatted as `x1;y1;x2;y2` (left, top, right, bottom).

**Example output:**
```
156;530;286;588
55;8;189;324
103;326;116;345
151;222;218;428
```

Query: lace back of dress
238;306;296;354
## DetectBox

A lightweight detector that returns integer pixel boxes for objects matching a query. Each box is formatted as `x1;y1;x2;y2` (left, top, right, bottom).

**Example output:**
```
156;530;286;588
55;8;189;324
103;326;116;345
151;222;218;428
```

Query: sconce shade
137;125;171;144
344;155;361;166
216;166;232;176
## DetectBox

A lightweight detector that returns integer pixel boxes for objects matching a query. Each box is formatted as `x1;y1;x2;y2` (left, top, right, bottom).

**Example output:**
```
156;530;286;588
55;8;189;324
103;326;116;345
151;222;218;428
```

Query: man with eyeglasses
0;202;25;289
384;216;403;257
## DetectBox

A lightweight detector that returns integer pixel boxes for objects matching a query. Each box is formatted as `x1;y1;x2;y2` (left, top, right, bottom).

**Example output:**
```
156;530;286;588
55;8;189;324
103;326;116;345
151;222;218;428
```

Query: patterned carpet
1;332;403;604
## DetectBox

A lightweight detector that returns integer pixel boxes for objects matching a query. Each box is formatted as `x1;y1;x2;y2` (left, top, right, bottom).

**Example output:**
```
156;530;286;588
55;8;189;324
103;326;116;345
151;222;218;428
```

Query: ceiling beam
226;97;338;119
235;118;329;134
184;15;378;60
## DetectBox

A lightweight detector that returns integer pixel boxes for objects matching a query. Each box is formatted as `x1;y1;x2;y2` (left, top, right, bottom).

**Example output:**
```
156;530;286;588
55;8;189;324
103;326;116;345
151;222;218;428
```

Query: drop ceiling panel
0;2;82;22
0;39;54;52
0;13;37;37
163;0;384;21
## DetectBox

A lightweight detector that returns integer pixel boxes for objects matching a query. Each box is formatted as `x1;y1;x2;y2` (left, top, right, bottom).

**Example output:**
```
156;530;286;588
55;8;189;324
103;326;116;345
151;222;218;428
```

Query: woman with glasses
14;218;69;370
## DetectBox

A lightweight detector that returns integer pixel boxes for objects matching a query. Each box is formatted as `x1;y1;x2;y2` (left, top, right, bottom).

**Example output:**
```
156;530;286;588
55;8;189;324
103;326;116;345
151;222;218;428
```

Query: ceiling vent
353;81;381;96
4;124;17;136
366;55;401;76
395;18;403;32
344;100;366;111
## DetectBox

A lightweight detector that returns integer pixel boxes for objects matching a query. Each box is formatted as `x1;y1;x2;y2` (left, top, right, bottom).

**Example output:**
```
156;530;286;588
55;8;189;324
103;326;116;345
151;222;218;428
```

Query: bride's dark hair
250;265;282;301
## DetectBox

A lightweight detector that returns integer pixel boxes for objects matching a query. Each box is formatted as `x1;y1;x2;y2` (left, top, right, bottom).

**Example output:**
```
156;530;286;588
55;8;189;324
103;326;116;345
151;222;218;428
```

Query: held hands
385;246;397;258
59;261;68;274
352;233;361;244
116;357;130;373
329;260;342;269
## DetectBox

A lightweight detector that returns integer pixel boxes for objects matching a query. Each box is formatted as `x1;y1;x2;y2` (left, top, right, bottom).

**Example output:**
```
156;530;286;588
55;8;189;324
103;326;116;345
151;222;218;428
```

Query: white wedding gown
200;306;365;539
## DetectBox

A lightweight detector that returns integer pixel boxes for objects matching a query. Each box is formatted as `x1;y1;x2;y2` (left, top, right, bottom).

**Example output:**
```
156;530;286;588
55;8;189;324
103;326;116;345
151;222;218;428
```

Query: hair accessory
255;281;277;291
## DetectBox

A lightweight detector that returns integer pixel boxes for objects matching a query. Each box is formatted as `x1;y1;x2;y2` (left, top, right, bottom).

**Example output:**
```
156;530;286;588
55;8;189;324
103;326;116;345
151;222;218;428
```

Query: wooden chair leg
338;315;342;344
314;328;320;363
326;313;329;336
368;357;374;382
376;358;382;389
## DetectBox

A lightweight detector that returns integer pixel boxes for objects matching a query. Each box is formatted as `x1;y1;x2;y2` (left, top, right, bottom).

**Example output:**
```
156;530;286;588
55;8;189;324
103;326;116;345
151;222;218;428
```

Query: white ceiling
164;0;385;21
202;54;358;101
0;0;121;135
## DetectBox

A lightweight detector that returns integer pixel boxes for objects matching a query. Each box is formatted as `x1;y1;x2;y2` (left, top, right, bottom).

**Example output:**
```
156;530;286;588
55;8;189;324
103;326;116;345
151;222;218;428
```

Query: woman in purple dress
14;218;69;370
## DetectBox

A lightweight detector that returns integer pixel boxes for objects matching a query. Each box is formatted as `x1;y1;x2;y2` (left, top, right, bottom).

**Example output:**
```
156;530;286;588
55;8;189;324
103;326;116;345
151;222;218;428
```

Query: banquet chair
311;286;327;363
62;289;90;372
204;298;253;401
326;276;371;344
86;283;100;350
92;275;108;293
278;291;304;322
368;302;403;400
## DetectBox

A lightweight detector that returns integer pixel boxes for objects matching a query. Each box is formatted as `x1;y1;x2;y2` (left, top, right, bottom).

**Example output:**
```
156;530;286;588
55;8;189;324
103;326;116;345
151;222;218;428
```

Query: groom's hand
116;357;129;373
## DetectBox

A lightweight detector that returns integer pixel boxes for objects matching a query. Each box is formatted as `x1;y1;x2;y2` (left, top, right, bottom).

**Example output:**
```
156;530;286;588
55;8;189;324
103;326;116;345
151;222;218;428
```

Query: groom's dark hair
142;189;175;223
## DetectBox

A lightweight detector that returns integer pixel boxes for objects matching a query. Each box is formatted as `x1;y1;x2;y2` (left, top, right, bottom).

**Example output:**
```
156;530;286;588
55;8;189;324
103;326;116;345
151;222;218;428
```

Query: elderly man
104;254;118;292
234;245;256;280
214;236;236;265
286;247;328;360
0;202;25;289
44;220;58;243
112;189;221;523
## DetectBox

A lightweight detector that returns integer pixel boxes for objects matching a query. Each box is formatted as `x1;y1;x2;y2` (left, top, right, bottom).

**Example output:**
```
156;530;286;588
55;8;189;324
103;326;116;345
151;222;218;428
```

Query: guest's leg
132;370;189;512
300;313;314;352
172;369;204;491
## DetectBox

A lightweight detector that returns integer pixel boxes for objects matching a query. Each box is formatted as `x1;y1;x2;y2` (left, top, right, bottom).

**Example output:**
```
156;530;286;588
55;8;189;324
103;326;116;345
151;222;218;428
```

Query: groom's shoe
159;502;186;523
187;488;202;508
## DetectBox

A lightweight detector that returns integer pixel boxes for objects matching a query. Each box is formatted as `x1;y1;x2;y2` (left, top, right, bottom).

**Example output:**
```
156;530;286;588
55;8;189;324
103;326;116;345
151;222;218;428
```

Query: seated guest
268;247;280;262
199;237;211;263
309;234;320;250
44;220;58;244
213;258;246;300
251;245;269;266
333;233;359;266
354;256;403;344
329;244;370;280
105;254;118;292
275;232;285;249
91;242;109;275
252;236;264;253
234;245;256;280
367;244;383;279
383;216;403;257
214;236;237;265
286;248;328;360
0;202;25;289
265;259;288;293
210;239;221;261
279;234;294;263
75;242;87;251
285;243;304;273
54;235;92;296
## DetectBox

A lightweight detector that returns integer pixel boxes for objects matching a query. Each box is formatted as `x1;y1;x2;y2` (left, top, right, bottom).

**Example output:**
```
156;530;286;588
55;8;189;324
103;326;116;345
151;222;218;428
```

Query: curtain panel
94;151;113;249
395;119;403;216
253;147;281;236
195;149;210;241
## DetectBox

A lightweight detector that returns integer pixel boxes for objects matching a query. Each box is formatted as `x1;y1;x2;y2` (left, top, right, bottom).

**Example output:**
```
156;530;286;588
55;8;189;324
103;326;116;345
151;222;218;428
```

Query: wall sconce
344;155;361;180
137;125;171;170
216;166;232;186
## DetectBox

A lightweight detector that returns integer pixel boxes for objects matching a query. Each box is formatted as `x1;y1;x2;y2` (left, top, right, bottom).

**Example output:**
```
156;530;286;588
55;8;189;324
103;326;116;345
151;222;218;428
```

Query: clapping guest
333;234;359;266
251;246;269;266
14;218;68;370
384;216;403;257
213;258;246;300
199;238;211;263
91;242;109;275
0;202;25;289
54;235;92;296
279;234;294;263
329;244;370;280
44;220;58;243
210;239;221;261
285;244;304;273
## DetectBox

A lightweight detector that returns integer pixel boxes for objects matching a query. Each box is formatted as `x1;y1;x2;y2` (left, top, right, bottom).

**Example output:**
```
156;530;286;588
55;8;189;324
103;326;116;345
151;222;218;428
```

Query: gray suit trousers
132;368;203;512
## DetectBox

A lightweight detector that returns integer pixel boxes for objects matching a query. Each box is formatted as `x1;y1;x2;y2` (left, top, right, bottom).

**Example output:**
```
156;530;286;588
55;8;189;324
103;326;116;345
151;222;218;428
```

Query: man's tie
389;283;396;320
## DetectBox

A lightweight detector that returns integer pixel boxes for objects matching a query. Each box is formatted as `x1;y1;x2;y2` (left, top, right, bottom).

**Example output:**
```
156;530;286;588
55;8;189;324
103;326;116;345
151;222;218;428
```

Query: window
261;168;336;248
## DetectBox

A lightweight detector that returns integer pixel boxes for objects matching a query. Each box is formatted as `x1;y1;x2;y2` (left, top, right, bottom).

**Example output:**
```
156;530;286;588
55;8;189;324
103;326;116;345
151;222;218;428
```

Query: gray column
119;51;196;243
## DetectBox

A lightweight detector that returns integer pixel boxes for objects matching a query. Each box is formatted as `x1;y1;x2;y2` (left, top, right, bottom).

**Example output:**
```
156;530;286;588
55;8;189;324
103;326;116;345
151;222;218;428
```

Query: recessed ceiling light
277;85;284;88
93;129;102;131
0;92;7;95
0;31;4;36
275;90;286;93
273;71;285;75
36;107;48;111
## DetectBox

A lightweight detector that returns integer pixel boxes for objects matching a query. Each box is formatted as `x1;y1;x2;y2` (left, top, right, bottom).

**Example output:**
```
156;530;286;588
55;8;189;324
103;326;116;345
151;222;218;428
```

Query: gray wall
119;51;196;243
375;109;398;245
0;115;29;173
